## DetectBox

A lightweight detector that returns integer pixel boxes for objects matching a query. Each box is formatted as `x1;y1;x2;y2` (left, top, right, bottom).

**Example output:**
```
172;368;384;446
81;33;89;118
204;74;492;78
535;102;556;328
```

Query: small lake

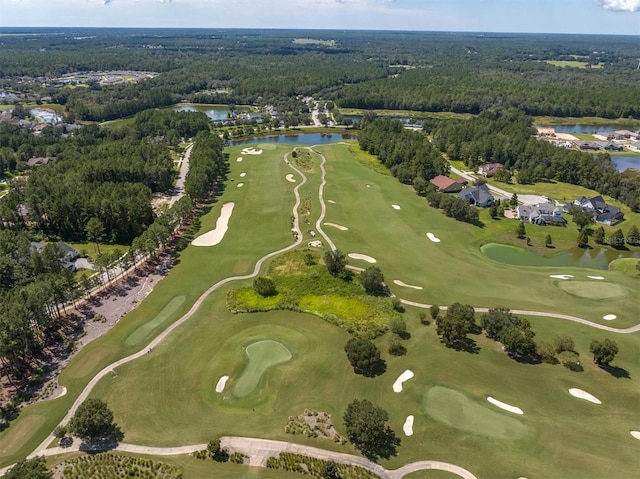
481;243;638;270
231;132;355;146
611;156;640;172
29;108;63;124
173;104;231;121
543;125;625;134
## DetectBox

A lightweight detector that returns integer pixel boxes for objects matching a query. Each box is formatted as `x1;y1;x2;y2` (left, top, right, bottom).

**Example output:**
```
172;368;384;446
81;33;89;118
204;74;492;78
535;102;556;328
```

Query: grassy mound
609;258;640;277
233;340;292;398
423;386;527;440
556;281;628;300
228;250;398;334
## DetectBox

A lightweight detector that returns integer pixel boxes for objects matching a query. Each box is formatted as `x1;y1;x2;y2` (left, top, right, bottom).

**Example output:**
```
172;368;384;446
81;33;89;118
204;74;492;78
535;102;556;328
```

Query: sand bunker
237;183;244;188
403;415;414;436
236;157;243;162
588;276;605;280
426;232;441;243
392;204;401;210
603;314;617;320
327;200;336;204
324;222;348;231
215;375;229;393
487;396;524;415
348;253;377;263
393;280;423;290
240;172;246;177
285;174;296;183
366;184;371;188
241;147;263;155
569;388;601;404
550;274;574;280
631;431;640;440
393;370;415;393
192;203;235;247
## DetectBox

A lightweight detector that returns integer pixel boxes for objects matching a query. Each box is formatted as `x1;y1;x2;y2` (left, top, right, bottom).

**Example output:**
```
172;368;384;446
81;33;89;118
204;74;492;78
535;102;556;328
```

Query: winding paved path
169;143;193;207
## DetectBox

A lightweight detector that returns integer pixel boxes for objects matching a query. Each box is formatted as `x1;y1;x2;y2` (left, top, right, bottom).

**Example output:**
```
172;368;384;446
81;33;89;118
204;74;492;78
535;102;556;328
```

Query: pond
231;132;355;146
543;125;626;134
29;108;63;124
173;104;231;121
611;156;640;172
481;243;639;270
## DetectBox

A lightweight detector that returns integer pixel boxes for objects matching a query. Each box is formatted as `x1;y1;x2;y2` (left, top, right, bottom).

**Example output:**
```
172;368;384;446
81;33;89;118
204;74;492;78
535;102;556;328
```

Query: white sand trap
631;431;640;440
550;274;574;280
324;222;348;231
192;202;235;247
285;174;296;183
403;415;414;436
603;314;617;321
237;183;244;188
392;204;401;210
426;232;441;243
393;280;423;290
348;253;377;263
393;370;415;393
328;200;336;204
366;184;371;188
569;388;601;404
487;396;524;415
588;276;605;280
241;147;263;155
215;375;229;393
240;172;246;177
236;157;243;162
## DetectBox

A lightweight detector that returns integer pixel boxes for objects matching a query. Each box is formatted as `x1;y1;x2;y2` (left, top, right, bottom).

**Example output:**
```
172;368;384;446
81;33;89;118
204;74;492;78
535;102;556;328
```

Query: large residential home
30;241;79;270
429;175;465;193
477;163;504;177
516;203;566;226
457;184;494;207
571;195;624;226
26;156;56;167
573;141;601;151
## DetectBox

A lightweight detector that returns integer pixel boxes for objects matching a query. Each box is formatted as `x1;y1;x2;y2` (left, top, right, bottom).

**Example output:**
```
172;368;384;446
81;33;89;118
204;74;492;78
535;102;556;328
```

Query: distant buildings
569;195;624;226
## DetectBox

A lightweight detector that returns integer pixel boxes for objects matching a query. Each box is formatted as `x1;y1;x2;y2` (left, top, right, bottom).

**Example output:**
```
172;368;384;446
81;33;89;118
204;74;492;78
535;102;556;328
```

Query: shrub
391;298;404;312
253;277;277;297
388;334;407;356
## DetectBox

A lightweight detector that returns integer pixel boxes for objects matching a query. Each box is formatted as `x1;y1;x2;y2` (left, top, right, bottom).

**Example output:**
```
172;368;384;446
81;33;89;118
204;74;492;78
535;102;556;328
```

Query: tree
545;234;553;248
489;202;498;219
481;308;518;340
537;341;558;364
570;207;594;231
321;460;341;479
590;339;619;366
436;303;476;348
360;266;385;295
554;335;574;353
253;277;277;297
4;457;52;479
577;228;589;248
608;228;625;248
593;226;606;244
207;438;229;462
324;249;347;277
344;338;381;376
412;176;428;196
388;317;406;335
429;304;440;320
627;225;640;245
499;325;536;357
343;399;399;460
68;398;116;441
515;221;526;239
509;193;518;209
85;217;105;254
387;334;406;356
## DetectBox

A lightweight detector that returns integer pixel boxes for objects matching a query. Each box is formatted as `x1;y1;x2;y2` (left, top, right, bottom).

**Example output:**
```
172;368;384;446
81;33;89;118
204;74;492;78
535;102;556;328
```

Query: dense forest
1;29;639;121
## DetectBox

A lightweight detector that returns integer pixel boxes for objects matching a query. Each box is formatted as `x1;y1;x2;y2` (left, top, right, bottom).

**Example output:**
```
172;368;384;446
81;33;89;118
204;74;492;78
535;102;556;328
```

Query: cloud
597;0;640;11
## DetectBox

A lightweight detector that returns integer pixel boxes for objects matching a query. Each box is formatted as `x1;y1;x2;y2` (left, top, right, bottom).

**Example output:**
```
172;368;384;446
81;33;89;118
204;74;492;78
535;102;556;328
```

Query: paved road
170;143;192;207
448;164;510;199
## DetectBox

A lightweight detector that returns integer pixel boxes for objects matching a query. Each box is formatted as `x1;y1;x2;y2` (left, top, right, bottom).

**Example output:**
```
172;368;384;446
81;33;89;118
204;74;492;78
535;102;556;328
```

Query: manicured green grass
423;386;527;440
2;140;638;479
532;116;640;128
234;339;293;398
124;295;186;346
545;60;602;69
609;258;640;277
337;108;473;120
556;281;628;300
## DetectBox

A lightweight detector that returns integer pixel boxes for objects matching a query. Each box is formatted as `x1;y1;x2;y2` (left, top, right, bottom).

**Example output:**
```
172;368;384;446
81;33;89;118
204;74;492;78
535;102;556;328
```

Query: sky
0;0;639;35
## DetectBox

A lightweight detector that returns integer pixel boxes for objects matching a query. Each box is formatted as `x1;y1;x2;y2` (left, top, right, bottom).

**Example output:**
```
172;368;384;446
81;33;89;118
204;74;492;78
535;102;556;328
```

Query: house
57;242;79;262
477;163;504;177
27;156;56;167
429;175;465;193
573;195;624;226
29;241;79;270
598;142;624;152
516;203;566;226
574;141;601;151
457;184;494;207
629;141;640;153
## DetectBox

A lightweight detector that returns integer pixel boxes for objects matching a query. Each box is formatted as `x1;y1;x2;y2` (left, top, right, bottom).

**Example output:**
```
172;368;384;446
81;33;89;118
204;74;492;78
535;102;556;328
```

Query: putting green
423;386;527;440
124;296;186;347
556;281;627;300
233;339;292;398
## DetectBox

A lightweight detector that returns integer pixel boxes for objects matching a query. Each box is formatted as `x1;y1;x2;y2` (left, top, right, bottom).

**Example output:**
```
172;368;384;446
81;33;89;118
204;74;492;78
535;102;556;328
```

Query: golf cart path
169;143;193;207
400;300;640;333
35;437;477;479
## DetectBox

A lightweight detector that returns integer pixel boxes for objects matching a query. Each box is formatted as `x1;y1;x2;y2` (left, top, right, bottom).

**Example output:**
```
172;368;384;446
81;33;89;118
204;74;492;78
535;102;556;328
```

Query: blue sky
0;0;638;35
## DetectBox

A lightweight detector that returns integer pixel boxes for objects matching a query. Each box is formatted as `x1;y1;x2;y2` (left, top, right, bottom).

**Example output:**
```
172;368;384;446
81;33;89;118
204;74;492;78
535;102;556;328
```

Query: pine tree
577;228;589;248
515;221;526;239
593;226;606;244
545;234;553;248
627;225;640;245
